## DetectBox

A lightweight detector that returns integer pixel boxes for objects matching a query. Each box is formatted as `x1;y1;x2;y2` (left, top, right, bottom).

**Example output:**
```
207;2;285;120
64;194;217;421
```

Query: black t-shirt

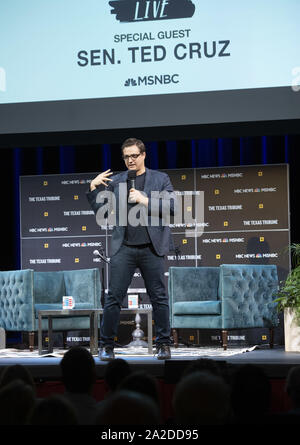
123;172;151;246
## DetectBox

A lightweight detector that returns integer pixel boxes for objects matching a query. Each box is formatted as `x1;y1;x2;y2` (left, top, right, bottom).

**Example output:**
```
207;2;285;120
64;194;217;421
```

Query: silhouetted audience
181;358;230;383
0;379;36;425
30;394;78;425
0;364;36;394
3;348;300;426
266;365;300;424
117;370;161;408
0;364;36;395
285;365;300;413
95;390;160;425
230;364;272;424
172;371;231;425
59;346;100;424
103;358;132;395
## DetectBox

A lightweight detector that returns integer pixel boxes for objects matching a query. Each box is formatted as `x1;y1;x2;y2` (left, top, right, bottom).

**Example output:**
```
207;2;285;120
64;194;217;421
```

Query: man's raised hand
90;169;113;191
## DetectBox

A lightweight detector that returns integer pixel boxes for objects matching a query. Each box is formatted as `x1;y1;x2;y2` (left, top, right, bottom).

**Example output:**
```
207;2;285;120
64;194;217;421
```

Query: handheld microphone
127;170;137;203
128;170;136;189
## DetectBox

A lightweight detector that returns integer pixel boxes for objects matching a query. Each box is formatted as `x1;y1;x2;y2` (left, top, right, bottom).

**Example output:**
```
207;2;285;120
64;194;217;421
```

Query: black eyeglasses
122;153;141;161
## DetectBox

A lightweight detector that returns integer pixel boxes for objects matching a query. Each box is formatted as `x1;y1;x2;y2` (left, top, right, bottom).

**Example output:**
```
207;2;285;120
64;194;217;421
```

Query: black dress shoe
99;346;115;361
156;344;171;360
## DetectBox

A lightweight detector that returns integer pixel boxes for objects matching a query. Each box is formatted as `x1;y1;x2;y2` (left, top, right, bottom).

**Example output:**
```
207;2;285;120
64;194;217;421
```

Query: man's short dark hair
121;138;146;154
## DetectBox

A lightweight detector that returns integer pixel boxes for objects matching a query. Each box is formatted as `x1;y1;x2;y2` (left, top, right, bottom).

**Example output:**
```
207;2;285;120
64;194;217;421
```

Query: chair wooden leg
269;327;274;349
221;330;228;350
172;328;179;348
29;332;34;351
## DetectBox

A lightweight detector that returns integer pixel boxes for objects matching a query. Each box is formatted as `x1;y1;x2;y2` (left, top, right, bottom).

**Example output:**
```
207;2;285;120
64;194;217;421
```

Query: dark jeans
100;243;171;348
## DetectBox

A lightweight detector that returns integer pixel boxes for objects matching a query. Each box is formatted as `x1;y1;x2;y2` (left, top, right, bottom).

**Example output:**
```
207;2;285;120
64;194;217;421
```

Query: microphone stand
174;246;181;266
93;249;110;308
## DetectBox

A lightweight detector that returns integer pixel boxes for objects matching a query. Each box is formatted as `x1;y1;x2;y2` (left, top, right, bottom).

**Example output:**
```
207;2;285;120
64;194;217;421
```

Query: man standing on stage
87;138;176;361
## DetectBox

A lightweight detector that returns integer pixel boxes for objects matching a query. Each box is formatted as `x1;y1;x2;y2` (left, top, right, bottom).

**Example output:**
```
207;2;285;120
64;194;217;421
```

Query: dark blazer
86;168;176;257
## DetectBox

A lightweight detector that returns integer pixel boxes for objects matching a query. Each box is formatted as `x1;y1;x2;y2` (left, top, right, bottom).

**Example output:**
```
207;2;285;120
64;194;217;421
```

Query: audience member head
104;358;132;393
30;394;78;425
60;346;96;394
182;358;226;379
230;364;272;422
285;365;300;409
0;379;36;425
0;364;36;393
117;370;160;407
173;371;231;425
96;390;160;425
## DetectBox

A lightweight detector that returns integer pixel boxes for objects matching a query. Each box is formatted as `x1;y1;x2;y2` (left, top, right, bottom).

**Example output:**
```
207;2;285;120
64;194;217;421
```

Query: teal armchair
0;268;101;350
168;264;279;349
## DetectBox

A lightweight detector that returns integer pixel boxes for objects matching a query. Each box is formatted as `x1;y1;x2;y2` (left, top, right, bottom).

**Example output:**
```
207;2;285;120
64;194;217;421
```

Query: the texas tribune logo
109;0;195;23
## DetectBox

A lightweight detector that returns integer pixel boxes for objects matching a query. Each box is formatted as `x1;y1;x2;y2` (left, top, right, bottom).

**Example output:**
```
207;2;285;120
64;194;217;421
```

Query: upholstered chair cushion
34;271;65;304
63;268;101;307
173;301;221;315
169;266;220;303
